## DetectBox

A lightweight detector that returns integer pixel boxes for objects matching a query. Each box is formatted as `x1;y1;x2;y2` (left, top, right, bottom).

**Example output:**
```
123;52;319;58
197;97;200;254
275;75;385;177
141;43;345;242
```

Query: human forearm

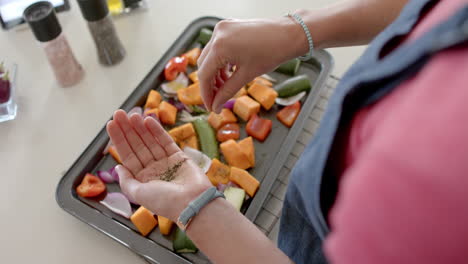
184;198;292;264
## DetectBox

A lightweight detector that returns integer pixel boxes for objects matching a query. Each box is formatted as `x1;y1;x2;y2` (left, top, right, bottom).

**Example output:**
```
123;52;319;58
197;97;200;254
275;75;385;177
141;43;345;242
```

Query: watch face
0;0;69;30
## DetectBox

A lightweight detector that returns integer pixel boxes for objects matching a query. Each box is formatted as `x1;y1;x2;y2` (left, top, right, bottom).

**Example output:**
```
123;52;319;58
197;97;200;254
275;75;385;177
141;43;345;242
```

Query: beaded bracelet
286;12;314;61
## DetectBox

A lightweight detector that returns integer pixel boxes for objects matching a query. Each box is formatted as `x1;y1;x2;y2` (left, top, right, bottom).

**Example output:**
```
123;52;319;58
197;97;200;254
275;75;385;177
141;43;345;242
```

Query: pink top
324;0;468;263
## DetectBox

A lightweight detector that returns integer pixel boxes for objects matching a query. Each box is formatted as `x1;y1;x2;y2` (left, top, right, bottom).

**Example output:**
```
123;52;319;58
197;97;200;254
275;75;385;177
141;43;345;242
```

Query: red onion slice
275;91;306;106
97;170;114;183
110;166;119;182
100;192;132;219
217;183;227;193
223;99;236;110
128;106;143;117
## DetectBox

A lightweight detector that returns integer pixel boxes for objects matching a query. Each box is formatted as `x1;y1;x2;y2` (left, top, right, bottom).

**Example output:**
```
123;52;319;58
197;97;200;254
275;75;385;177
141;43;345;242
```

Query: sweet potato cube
157;215;174;236
208;109;238;130
179;135;199;150
220;139;251;170
206;158;231;185
233;96;261;121
177;83;203;105
229;167;260;197
248;77;273;87
233;87;248;98
131;206;158;236
145;90;162;109
247;83;278;110
238;137;255;167
169;123;196;142
188;71;199;83
159;101;177;125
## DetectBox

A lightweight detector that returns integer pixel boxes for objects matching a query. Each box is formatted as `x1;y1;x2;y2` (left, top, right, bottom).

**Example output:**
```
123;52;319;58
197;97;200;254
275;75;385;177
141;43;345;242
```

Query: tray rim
56;15;334;264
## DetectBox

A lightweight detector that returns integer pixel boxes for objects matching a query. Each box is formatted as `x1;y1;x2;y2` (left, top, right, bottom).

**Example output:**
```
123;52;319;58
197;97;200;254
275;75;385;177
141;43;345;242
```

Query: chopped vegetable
128;106;143;117
223;99;236;110
165;56;188;81
110;166;119;182
108;145;122;163
131;206;158;236
168;123;196;142
0;71;10;104
97;170;114;183
157;215;174;236
188;71;199;83
145;90;162;109
277;101;301;128
275;91;306;106
275;74;311;98
260;74;277;83
246;114;272;142
233;96;261;121
206;158;231;186
233;87;247;98
144;108;160;119
177;83;203;105
100;192;132;219
197;28;213;45
173;228;198;253
229;167;260;197
183;147;212;173
238;137;255;167
248;76;273;88
220;139;251;170
217;183;228;192
183;47;202;66
217;123;240;142
178;110;208;123
247;83;278;110
179;135;199;150
188;105;208;114
76;173;106;198
275;58;301;76
224;187;246;211
161;73;189;95
207;108;237;130
193;119;219;159
159;101;178;125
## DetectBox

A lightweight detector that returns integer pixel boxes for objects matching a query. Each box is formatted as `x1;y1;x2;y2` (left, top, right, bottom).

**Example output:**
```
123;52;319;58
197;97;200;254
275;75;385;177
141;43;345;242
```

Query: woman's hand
106;110;212;222
197;17;308;113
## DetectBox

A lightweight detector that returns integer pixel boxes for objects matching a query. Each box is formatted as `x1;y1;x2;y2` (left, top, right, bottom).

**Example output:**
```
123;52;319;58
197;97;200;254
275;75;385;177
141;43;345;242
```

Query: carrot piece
207;109;237;130
247;83;278;110
179;135;199;150
238;137;255;167
188;71;199;83
229;167;260;197
220;139;251;170
158;101;178;125
184;47;202;66
233;87;248;98
145;90;162;109
131;206;158;236
168;123;196;142
233;96;261;121
206;158;231;185
157;215;174;236
177;83;203;105
108;145;122;164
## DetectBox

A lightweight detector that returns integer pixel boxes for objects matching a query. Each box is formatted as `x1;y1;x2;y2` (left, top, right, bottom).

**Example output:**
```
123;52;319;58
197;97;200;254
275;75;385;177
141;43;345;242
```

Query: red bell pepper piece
164;56;188;81
76;173;106;198
217;123;240;142
276;101;301;128
246;114;272;142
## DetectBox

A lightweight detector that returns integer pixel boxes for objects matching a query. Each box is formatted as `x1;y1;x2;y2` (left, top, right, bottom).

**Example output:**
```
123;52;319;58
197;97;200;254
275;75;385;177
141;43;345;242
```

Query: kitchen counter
0;1;365;263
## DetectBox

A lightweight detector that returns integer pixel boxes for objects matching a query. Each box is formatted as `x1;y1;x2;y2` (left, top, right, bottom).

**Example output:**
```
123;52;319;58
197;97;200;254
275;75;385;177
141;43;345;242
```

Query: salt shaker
24;1;84;88
77;0;126;66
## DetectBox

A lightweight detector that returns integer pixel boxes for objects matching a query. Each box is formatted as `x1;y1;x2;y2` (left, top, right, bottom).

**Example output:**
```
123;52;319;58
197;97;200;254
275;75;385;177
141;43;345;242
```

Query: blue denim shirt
278;1;468;263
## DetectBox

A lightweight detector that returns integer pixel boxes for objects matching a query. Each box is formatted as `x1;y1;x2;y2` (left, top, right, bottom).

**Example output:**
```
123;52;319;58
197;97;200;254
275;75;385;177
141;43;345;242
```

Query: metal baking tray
56;16;333;264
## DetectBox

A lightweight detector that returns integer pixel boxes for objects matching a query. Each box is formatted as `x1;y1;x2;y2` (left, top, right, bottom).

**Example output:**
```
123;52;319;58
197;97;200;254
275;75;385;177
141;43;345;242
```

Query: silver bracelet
286;12;314;61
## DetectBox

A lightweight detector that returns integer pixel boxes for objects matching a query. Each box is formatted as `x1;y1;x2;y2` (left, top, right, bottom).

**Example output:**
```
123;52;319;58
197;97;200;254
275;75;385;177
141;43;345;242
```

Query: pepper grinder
24;1;84;87
77;0;126;66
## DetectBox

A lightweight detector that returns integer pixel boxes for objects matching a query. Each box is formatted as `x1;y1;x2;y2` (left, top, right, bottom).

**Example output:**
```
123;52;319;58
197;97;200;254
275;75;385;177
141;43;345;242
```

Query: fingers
107;119;143;176
114;110;154;167
212;68;249;113
144;117;180;156
129;114;167;160
116;165;141;204
198;50;223;112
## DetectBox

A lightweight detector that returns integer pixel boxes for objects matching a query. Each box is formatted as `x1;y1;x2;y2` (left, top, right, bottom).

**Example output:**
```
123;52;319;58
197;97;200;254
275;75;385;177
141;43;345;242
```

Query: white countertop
0;1;365;263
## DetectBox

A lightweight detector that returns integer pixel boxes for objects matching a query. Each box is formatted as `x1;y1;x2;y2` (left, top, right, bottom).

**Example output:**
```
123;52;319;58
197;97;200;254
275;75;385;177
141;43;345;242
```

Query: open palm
106;110;211;221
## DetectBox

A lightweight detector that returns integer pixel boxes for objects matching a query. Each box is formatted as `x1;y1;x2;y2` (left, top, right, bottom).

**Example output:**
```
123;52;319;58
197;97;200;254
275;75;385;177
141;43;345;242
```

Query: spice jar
24;1;84;88
77;0;126;66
